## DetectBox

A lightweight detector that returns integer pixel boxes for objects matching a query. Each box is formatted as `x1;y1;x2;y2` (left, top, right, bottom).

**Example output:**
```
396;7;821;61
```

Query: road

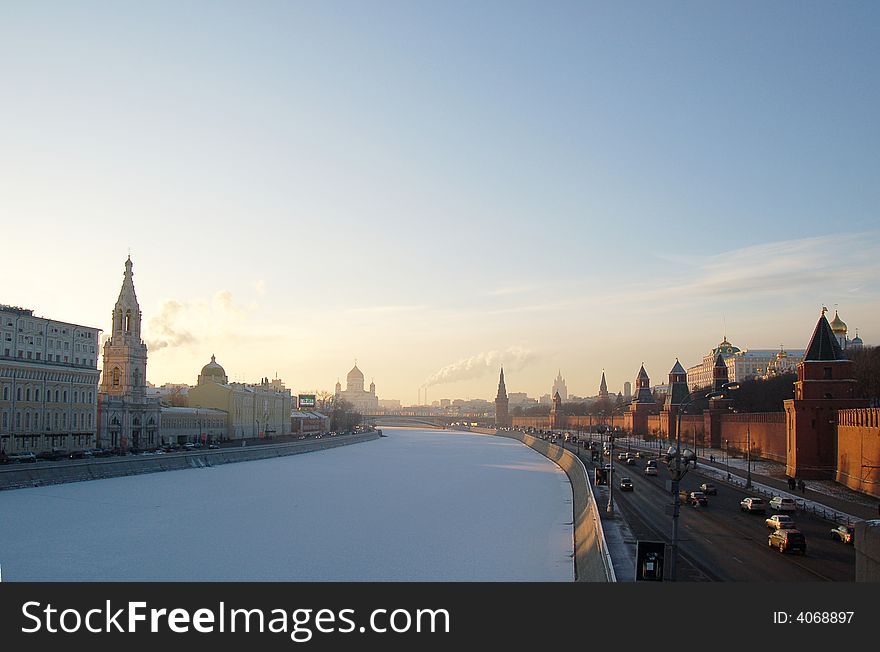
569;439;855;581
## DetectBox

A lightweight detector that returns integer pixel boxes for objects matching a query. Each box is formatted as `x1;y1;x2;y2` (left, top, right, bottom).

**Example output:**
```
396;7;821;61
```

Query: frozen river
0;428;573;581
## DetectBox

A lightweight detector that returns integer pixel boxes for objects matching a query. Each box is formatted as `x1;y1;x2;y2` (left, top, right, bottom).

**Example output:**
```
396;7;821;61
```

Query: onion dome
829;310;847;334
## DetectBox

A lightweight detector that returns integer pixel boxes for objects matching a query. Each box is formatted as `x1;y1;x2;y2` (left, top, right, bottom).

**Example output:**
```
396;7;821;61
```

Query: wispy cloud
485;284;538;297
144;290;252;352
343;305;427;316
424;346;534;387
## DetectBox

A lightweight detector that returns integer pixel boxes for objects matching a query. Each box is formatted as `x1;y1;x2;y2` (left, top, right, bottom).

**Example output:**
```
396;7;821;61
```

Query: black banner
0;582;873;650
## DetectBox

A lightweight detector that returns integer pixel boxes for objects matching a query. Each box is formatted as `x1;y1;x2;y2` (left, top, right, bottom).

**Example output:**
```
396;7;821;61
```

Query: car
644;466;658;476
619;477;634;491
9;452;37;463
699;483;717;495
769;528;806;554
603;463;612;472
208;443;220;449
625;457;636;465
618;452;628;461
740;497;766;513
634;451;642;459
646;459;657;468
769;496;797;512
689;491;708;507
830;525;855;544
766;514;796;530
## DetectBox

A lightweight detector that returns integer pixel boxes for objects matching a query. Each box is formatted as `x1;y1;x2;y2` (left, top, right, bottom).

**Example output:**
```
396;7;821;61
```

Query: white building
335;364;379;413
1;304;101;454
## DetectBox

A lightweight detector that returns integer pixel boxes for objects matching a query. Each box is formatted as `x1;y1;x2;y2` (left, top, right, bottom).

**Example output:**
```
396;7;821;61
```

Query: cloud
144;290;251;352
424;346;534;387
145;300;197;351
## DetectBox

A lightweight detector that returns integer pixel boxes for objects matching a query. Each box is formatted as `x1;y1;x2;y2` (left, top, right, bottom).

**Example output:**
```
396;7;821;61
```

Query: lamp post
725;438;731;480
668;382;739;581
746;424;752;489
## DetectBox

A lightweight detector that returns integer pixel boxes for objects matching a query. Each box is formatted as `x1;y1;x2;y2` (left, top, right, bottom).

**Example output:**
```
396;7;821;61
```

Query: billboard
298;394;316;409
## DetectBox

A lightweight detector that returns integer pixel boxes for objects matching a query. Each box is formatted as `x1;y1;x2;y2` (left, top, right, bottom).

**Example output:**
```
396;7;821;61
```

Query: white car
765;514;796;530
740;497;766;513
769;496;797;512
644;466;658;476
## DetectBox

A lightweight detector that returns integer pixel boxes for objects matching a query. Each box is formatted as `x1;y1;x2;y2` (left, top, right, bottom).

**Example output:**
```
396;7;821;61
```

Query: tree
850;345;880;403
329;398;362;432
316;390;334;413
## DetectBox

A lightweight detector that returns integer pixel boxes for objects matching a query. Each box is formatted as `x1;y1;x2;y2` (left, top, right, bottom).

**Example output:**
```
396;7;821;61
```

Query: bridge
362;414;494;429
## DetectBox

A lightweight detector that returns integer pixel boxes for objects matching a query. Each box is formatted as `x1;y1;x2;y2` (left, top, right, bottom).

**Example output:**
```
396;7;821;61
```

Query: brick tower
628;364;657;436
494;367;509;428
704;353;733;448
662;359;689;442
550;391;563;430
783;309;867;479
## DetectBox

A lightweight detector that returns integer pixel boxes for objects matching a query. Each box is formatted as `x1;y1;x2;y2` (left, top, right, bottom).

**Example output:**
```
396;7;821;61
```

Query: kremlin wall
504;309;879;499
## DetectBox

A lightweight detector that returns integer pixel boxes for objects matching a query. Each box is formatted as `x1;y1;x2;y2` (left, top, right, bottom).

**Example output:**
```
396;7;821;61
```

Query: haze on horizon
2;2;878;403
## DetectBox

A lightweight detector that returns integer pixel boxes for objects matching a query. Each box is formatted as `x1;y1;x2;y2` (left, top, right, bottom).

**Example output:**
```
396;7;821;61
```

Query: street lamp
668;382;739;581
746;424;752;489
725;438;731;480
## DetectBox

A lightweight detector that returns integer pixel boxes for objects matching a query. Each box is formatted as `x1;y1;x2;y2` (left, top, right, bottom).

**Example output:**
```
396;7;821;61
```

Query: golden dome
829;310;847;334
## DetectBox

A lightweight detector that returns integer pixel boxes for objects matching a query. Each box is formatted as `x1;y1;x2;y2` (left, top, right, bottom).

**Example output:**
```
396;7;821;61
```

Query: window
62;413;67;428
26;388;31;401
16;387;21;401
27;351;32;359
125;310;132;332
2;387;7;400
74;391;78;403
1;412;6;428
55;390;60;402
63;390;67;402
16;412;21;428
112;368;120;386
35;352;41;360
35;389;40;401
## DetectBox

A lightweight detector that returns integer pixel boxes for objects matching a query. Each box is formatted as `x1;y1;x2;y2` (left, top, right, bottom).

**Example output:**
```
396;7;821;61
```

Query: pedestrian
798;479;806;494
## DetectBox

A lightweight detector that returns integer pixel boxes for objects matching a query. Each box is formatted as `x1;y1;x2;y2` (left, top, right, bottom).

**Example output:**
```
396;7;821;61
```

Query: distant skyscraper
623;381;632;401
552;370;568;401
494;367;509;428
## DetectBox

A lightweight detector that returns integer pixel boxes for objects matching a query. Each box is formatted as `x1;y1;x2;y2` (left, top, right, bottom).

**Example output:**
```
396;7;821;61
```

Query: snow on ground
0;428;573;581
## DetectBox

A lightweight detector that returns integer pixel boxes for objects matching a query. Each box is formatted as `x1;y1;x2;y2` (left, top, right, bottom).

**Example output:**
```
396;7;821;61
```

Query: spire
496;366;507;399
637;364;649;380
804;310;845;361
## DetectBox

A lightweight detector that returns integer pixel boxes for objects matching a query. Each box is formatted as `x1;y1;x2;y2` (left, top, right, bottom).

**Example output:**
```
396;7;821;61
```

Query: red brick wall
836;408;880;499
719;413;787;463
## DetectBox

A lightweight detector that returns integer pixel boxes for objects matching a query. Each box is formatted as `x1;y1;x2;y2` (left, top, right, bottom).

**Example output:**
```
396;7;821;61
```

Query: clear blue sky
2;1;878;401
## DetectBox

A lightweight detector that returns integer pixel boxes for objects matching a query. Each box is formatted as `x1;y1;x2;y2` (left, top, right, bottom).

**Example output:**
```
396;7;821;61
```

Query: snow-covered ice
0;428;574;581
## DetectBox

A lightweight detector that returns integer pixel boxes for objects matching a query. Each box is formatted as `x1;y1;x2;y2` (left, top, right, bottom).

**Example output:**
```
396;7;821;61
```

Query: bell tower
100;256;148;402
494;367;509;428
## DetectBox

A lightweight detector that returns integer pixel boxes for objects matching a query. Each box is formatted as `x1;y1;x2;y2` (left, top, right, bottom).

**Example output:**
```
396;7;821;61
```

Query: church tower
97;257;160;450
712;352;729;392
661;359;689;442
101;257;148;402
494;367;509;428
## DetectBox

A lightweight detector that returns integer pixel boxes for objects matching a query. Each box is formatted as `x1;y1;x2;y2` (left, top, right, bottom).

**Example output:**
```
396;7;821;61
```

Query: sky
1;1;878;403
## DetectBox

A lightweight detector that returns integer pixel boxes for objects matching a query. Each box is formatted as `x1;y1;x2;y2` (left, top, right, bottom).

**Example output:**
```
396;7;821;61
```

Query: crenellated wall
836;408;880;498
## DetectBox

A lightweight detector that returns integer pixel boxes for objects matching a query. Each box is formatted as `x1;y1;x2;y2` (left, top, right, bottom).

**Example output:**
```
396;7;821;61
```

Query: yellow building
186;355;292;440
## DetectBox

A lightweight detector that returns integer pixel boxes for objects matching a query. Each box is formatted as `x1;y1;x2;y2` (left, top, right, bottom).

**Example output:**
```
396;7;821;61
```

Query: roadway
566;440;855;581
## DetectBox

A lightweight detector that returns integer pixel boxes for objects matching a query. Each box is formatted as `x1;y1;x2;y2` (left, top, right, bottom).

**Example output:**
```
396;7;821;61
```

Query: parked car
766;514;796;530
769;528;806;554
689;491;708;507
830;525;855;544
769;496;797;512
9;452;37;463
644;466;658;476
208;443;220;449
740;497;766;513
619;477;634;491
699;483;717;495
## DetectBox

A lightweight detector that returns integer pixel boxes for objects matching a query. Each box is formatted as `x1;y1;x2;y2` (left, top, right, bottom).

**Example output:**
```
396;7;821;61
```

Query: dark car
689;491;708;507
769;528;806;554
208;443;220;449
699;483;717;495
619;477;634;491
830;525;855;544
